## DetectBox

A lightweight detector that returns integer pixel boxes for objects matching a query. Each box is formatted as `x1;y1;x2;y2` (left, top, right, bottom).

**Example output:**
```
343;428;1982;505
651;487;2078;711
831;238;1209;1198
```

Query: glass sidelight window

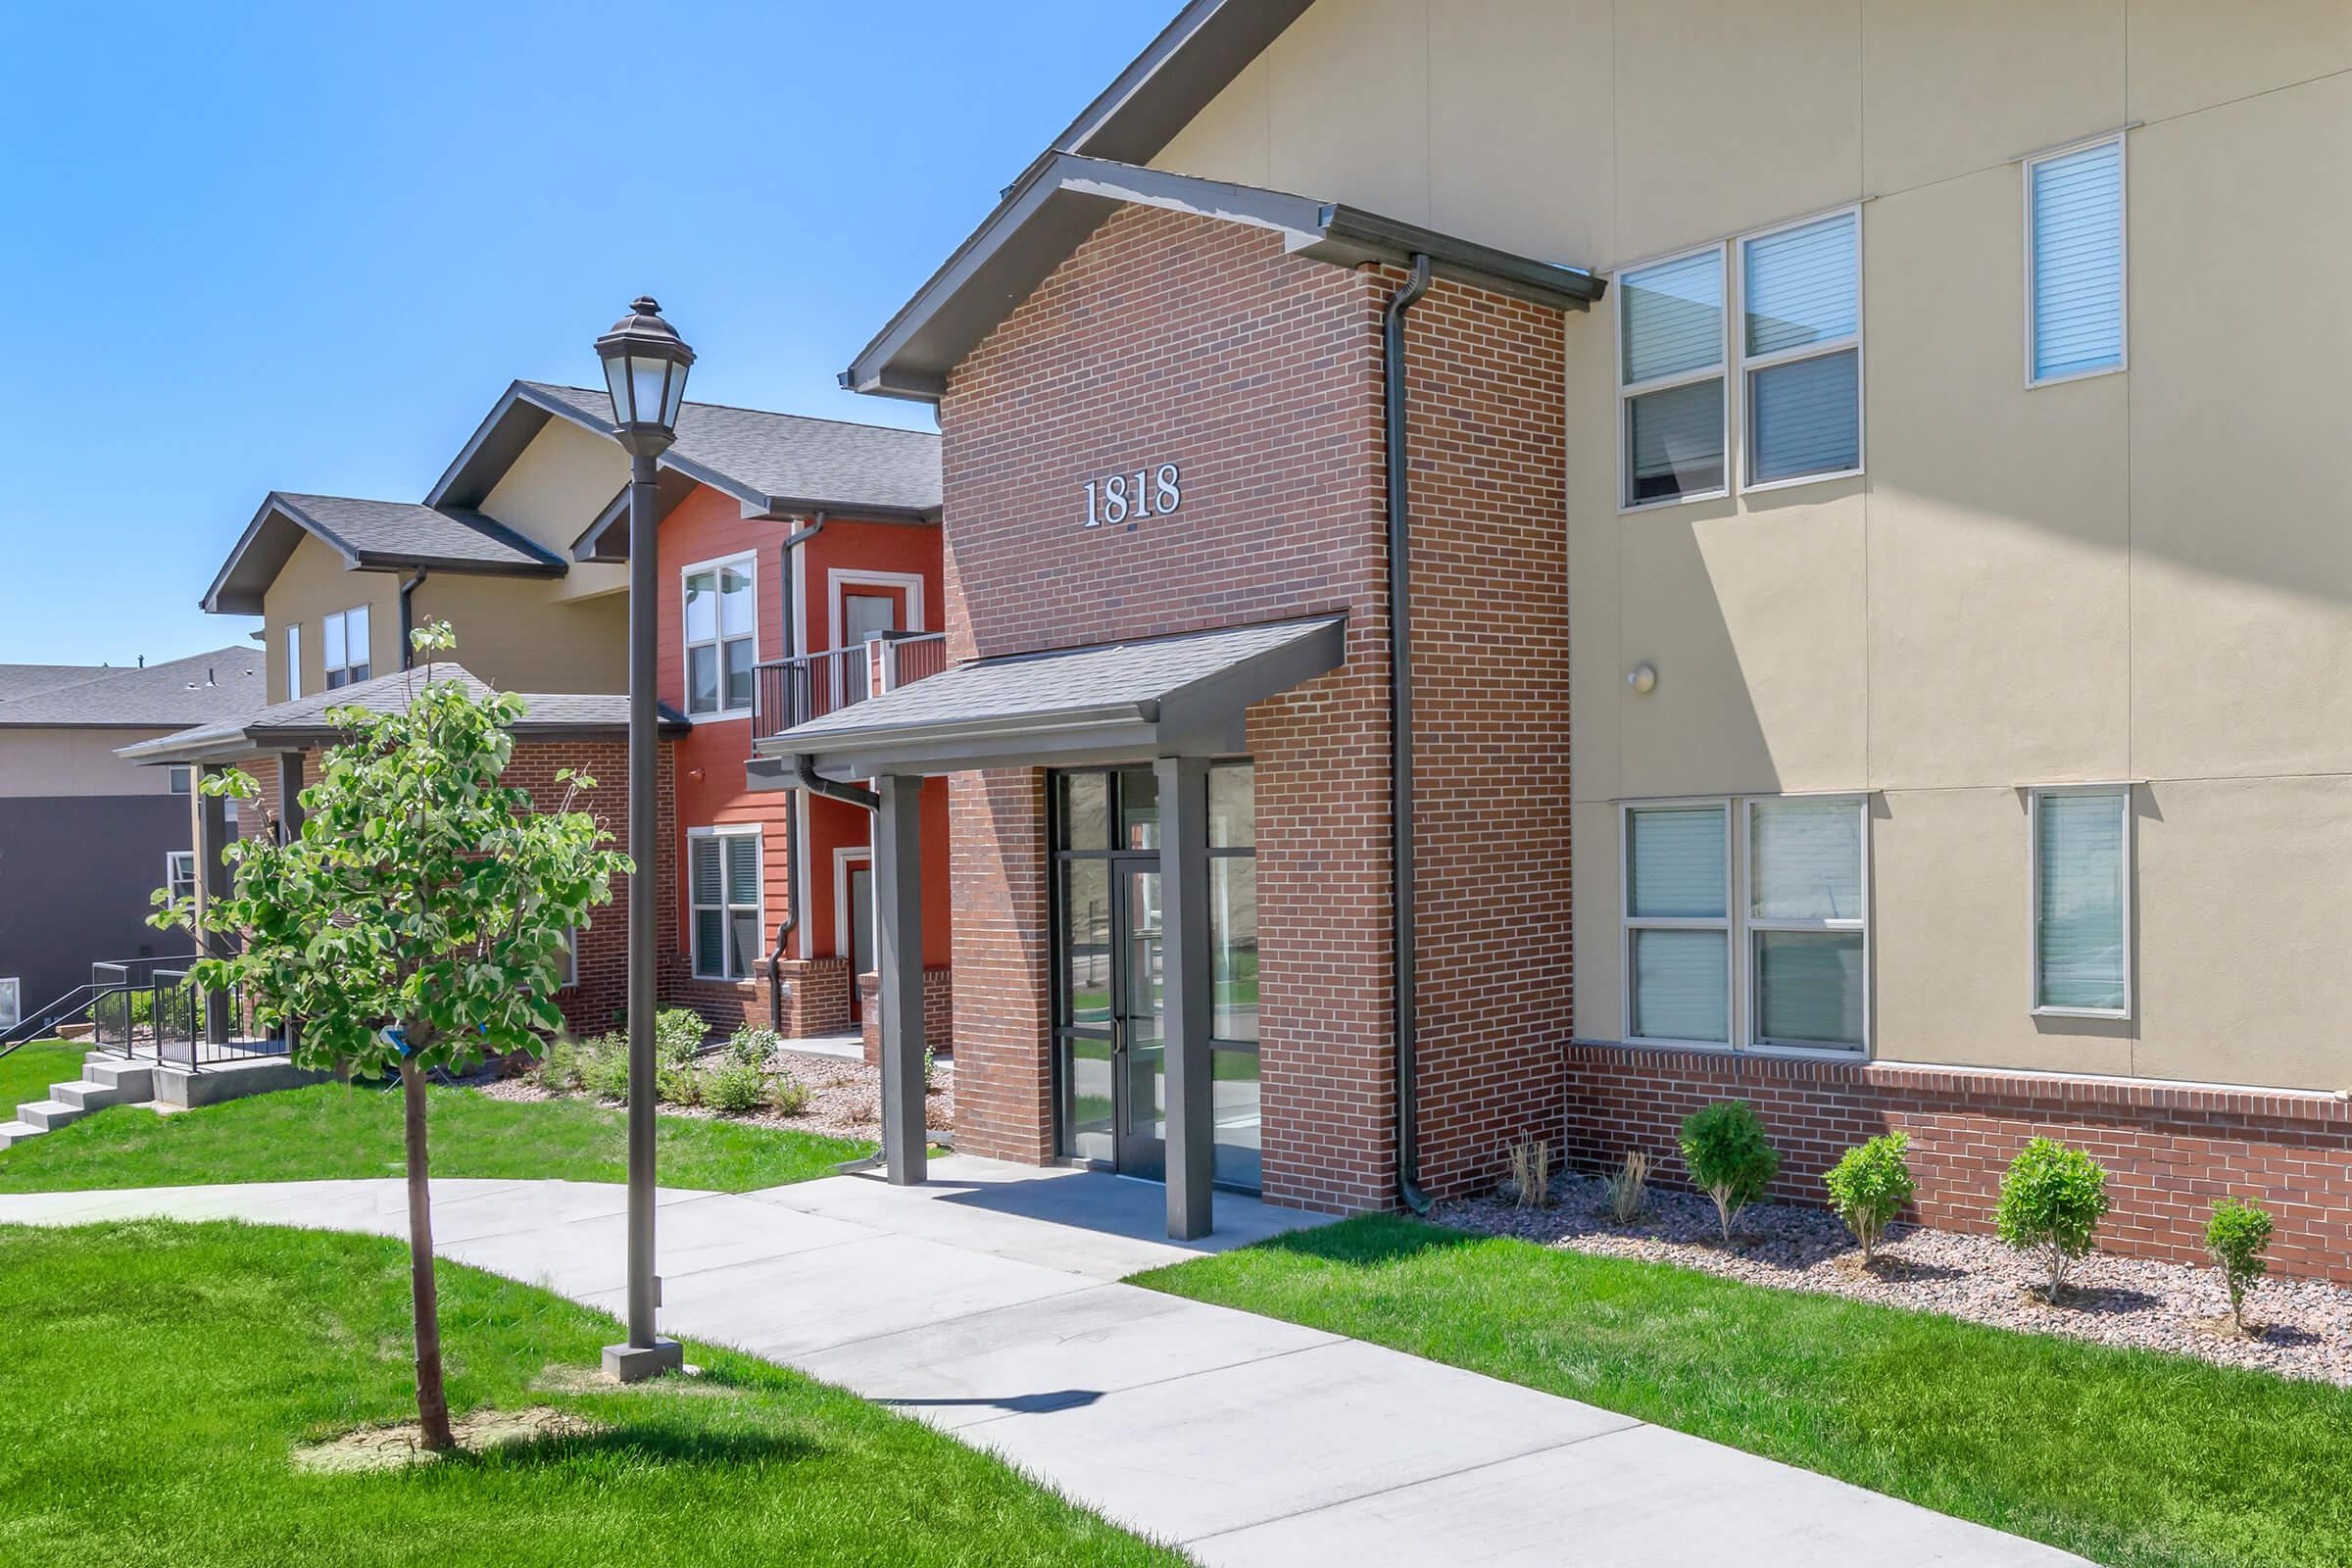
1623;795;1869;1054
1050;762;1258;1192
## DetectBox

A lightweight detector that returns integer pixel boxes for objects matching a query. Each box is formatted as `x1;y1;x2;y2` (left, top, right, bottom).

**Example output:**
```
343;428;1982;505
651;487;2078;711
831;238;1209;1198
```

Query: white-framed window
2031;786;2132;1018
285;622;303;701
1622;795;1870;1054
1738;209;1861;490
167;850;197;906
2027;135;2126;386
1616;207;1863;509
169;766;192;795
321;606;371;689
1617;245;1729;510
0;977;19;1031
559;925;579;990
689;825;762;980
682;555;758;717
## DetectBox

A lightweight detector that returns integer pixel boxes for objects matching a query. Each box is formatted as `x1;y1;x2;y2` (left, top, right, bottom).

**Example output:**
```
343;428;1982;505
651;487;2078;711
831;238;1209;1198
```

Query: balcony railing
753;631;948;745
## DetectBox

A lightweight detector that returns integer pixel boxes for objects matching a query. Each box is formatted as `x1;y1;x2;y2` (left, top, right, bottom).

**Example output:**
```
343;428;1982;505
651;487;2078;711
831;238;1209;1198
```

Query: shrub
922;1044;938;1094
1993;1137;2111;1299
1603;1150;1649;1225
578;1034;634;1102
655;1007;708;1065
1504;1137;1553;1209
768;1069;810;1117
656;1061;703;1107
1680;1101;1779;1244
702;1060;770;1115
2206;1199;2275;1331
1824;1132;1916;1265
534;1037;583;1095
727;1024;779;1068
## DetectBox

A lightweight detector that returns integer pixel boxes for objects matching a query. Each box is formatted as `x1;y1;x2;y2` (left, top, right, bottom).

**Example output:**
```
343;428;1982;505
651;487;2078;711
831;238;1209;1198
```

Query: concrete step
84;1058;155;1099
52;1080;126;1112
15;1100;87;1133
0;1120;42;1148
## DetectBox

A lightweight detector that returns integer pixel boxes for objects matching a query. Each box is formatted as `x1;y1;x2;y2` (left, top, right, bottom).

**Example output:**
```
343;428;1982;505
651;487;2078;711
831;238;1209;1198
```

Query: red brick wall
945;767;1055;1162
1563;1044;2352;1283
858;963;955;1065
779;956;852;1037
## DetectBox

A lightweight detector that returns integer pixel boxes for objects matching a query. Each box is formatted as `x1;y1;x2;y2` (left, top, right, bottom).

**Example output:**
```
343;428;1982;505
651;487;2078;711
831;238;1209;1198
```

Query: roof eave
1049;0;1319;165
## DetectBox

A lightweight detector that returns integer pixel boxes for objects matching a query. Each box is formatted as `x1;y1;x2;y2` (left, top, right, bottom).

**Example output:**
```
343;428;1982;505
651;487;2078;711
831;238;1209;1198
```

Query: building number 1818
1083;463;1181;528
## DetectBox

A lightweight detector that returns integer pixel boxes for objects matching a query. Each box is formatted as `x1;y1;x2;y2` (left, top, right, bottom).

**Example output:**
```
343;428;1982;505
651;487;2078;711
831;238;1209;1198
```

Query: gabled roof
116;662;685;766
844;154;1604;402
428;381;942;561
202;492;568;615
0;646;266;730
1047;0;1317;165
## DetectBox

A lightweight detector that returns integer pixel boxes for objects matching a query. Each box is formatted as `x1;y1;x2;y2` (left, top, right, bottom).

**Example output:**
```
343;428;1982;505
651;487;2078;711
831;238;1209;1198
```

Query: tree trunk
400;1054;456;1451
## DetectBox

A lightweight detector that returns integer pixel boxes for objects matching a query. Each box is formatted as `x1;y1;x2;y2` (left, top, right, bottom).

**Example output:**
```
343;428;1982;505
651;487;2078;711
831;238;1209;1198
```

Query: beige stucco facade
0;727;183;798
259;418;627;704
1152;0;2352;1092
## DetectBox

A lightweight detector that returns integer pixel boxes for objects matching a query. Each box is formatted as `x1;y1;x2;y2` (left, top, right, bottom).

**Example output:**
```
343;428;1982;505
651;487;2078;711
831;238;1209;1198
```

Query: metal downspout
398;568;429;667
1385;254;1434;1216
767;515;829;1029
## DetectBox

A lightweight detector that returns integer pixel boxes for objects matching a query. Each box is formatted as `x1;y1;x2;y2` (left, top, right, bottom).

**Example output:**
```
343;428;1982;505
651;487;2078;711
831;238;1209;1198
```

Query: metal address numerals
1083;463;1181;528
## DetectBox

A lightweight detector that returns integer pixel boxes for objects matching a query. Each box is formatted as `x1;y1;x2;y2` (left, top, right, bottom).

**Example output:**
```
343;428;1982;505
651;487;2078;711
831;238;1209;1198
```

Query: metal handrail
752;631;950;744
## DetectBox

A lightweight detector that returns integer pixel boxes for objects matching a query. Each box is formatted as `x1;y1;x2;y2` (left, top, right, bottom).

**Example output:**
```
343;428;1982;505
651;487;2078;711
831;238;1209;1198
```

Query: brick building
762;0;2352;1282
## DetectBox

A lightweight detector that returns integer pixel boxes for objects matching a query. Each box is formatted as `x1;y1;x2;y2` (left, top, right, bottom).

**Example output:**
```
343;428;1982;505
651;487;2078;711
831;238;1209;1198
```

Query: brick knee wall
1562;1044;2352;1284
859;965;955;1065
780;956;852;1037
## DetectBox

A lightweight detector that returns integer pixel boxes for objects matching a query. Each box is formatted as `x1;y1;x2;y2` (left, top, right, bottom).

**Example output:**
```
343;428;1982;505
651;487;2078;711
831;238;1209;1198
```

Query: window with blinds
2033;789;2131;1014
1741;211;1860;486
1618;248;1728;508
2028;137;2126;386
690;828;763;980
1623;796;1870;1053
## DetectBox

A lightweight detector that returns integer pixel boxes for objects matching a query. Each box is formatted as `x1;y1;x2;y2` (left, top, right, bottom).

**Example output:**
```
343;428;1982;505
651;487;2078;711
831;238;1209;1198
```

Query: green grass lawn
0;1220;1183;1567
0;1040;84;1119
1135;1214;2352;1568
0;1082;870;1194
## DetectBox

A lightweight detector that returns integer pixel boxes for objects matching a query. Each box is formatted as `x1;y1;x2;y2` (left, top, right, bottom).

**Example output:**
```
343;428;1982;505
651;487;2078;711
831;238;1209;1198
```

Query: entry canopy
750;614;1346;784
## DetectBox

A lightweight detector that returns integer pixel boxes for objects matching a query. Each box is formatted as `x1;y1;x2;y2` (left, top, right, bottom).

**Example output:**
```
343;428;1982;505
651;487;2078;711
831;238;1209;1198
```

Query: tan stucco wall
478;416;630;605
261;533;400;705
1155;0;2352;1092
0;727;178;798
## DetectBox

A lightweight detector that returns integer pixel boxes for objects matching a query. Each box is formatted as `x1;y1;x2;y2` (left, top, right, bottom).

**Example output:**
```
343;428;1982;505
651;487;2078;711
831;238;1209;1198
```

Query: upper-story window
1617;208;1862;509
2027;136;2126;386
321;606;370;689
285;623;302;701
682;555;757;718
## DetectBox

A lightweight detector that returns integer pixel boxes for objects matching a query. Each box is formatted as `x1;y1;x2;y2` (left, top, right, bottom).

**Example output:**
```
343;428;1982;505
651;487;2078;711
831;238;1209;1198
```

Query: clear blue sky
0;0;1168;665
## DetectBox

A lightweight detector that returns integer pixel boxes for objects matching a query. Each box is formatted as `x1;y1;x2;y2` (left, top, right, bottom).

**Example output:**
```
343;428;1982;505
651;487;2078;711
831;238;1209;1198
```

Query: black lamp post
595;296;694;1384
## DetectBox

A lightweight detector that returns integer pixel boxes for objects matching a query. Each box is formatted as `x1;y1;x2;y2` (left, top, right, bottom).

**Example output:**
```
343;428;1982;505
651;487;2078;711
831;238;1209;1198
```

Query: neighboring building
773;0;2352;1278
0;648;265;1019
118;666;684;1039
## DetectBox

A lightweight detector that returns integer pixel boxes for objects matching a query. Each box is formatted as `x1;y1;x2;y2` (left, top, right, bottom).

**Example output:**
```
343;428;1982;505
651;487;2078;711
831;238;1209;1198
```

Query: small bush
577;1034;633;1102
2206;1199;2275;1331
1603;1150;1649;1225
768;1069;810;1117
1504;1138;1553;1209
656;1061;702;1107
922;1044;938;1094
702;1060;770;1116
727;1025;779;1068
655;1007;708;1065
1680;1101;1779;1244
534;1037;583;1095
1994;1137;2111;1299
1824;1132;1916;1265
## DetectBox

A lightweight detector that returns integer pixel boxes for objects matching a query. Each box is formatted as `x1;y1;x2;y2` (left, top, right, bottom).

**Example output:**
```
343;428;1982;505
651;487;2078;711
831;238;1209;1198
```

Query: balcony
752;630;948;746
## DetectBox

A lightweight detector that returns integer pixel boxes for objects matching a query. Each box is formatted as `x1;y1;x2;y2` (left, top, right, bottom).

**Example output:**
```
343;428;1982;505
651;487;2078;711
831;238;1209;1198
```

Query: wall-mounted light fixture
1627;662;1658;695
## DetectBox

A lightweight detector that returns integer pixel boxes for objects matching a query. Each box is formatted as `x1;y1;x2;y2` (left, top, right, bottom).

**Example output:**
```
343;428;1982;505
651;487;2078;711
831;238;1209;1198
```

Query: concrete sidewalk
0;1158;2084;1566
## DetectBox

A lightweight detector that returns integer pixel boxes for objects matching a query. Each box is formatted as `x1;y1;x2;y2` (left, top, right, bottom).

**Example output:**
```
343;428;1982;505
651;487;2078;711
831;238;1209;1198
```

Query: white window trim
679;552;760;722
834;846;873;969
169;766;192;796
285;622;303;702
826;567;927;647
167;850;197;905
322;606;371;689
0;977;19;1031
1614;241;1732;514
1736;205;1866;496
2024;132;2129;391
2028;783;2134;1020
1743;794;1872;1054
1618;794;1874;1057
688;823;764;982
560;925;580;990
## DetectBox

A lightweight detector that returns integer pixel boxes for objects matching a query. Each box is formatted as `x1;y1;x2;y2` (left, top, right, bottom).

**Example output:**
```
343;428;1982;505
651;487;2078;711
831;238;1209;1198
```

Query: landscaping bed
1137;1213;2352;1568
0;1219;1183;1566
1442;1170;2352;1386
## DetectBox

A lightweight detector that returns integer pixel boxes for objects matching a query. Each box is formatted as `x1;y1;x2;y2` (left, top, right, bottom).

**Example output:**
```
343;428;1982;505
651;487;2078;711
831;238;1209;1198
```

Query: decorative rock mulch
1440;1172;2352;1387
474;1048;954;1145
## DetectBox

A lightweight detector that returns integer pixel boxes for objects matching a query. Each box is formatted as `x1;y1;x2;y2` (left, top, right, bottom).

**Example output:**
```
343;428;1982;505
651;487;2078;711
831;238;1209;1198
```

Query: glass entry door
1054;769;1165;1179
1117;868;1166;1179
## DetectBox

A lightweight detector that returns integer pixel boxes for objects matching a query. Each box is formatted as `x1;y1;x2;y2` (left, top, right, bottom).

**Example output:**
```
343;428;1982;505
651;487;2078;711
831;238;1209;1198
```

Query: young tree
154;623;627;1449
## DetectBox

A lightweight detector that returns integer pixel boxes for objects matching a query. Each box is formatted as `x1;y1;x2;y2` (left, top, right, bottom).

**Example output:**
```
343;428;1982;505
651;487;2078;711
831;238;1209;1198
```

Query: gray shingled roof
0;646;267;729
521;383;942;515
117;662;685;766
276;493;568;570
762;616;1346;776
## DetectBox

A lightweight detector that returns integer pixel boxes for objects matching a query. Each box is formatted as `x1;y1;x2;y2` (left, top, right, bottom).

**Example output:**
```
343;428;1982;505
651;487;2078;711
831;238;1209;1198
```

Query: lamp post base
601;1338;684;1384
